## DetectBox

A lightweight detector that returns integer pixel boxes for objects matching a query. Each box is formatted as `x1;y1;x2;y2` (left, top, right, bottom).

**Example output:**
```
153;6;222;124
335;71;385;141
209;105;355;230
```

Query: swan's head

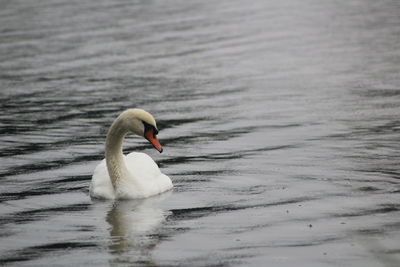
121;109;163;153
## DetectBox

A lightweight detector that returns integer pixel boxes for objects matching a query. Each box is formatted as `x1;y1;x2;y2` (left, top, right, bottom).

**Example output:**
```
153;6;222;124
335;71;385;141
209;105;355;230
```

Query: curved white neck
105;117;130;189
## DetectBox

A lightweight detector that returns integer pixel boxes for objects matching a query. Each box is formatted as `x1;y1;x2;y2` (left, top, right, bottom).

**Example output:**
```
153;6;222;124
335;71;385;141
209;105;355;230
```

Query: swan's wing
124;152;173;197
90;159;115;199
124;152;162;180
90;153;172;200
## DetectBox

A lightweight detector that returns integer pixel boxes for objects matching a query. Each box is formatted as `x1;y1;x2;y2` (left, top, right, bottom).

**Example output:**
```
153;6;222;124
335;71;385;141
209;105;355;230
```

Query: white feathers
90;109;173;200
90;152;172;199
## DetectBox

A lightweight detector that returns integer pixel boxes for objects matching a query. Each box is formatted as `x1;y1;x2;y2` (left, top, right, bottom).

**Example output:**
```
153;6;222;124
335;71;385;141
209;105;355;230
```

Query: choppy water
1;0;399;266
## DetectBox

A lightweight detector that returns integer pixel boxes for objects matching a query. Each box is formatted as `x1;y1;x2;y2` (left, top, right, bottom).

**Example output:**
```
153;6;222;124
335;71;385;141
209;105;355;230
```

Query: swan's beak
144;128;163;153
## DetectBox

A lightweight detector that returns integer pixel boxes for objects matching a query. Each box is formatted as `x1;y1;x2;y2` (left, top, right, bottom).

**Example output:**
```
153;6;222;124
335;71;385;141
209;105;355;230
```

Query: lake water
0;0;399;266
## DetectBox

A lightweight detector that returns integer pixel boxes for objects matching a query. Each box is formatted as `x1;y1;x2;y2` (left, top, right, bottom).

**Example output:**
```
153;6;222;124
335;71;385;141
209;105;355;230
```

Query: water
0;0;399;266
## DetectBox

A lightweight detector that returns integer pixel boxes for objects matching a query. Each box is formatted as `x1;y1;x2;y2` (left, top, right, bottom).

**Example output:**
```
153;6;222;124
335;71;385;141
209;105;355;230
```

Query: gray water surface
1;0;399;266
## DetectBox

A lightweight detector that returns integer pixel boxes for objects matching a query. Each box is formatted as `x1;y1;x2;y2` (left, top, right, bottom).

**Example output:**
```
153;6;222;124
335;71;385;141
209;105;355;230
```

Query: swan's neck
105;117;130;189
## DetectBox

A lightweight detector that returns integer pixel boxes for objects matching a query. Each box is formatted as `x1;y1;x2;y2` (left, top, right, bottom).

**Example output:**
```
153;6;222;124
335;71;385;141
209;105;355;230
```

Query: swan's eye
153;127;159;135
142;121;158;136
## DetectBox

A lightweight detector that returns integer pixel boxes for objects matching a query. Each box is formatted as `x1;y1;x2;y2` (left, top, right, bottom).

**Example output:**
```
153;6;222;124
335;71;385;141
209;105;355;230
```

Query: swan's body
90;109;172;199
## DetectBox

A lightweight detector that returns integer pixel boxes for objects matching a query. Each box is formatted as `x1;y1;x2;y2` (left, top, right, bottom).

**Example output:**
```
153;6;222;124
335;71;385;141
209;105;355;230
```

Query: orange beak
144;127;163;153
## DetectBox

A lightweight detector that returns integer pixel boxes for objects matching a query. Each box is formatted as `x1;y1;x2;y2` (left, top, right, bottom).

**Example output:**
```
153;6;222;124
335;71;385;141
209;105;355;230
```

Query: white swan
90;109;173;199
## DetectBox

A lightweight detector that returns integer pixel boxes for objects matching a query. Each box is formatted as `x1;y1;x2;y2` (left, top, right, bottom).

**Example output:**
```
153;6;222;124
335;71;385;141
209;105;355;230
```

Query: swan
90;109;173;199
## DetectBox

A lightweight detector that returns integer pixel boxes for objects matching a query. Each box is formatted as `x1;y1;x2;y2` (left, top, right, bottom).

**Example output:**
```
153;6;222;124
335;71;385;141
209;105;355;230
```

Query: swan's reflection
106;191;171;259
